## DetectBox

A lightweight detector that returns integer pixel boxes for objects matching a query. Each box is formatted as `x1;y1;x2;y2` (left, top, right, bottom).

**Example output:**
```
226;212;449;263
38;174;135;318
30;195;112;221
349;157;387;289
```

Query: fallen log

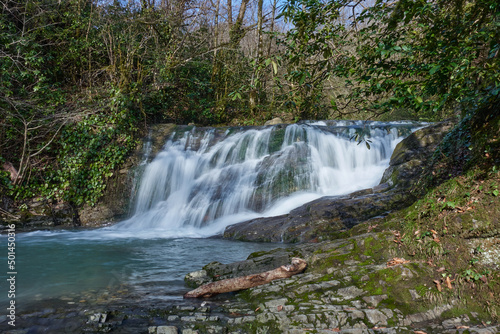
184;257;307;298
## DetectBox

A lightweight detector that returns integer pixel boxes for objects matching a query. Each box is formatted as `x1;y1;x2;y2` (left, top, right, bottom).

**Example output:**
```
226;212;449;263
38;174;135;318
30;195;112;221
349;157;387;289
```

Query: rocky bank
3;228;498;333
0;124;177;230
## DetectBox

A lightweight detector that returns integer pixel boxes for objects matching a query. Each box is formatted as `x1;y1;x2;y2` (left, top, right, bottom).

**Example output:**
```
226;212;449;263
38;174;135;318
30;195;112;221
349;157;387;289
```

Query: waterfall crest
116;121;426;236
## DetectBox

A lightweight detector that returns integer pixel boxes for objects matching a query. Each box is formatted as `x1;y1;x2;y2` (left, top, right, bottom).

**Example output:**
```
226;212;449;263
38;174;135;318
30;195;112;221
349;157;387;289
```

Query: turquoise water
0;230;281;310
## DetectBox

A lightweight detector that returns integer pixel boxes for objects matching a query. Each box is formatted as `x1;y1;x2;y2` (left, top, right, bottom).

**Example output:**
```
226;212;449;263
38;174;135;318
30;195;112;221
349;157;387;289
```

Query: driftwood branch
184;257;307;298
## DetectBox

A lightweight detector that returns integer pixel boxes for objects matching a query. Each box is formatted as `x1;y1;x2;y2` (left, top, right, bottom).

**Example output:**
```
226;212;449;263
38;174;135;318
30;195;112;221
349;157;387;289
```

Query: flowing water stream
1;121;427;309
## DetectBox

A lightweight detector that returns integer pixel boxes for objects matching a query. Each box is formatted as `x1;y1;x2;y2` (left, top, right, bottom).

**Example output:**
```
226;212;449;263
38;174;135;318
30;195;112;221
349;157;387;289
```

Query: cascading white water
116;121;426;236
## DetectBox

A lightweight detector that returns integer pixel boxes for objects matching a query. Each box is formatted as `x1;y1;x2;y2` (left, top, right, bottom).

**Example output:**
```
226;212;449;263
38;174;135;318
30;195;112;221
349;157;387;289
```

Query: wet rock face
78;124;178;226
252;142;313;211
381;120;455;189
0;125;180;230
78;166;138;227
0;198;79;231
223;121;454;243
224;188;409;243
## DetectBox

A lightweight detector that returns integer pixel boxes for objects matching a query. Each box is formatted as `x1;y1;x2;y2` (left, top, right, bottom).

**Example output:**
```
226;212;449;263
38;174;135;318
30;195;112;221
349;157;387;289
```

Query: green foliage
275;0;499;121
144;60;217;125
462;268;489;282
346;0;500;119
276;0;349;120
0;0;220;207
0;157;12;193
45;103;139;206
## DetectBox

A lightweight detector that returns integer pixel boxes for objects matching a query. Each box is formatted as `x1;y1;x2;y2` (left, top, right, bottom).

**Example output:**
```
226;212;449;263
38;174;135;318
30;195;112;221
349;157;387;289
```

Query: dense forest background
0;0;498;209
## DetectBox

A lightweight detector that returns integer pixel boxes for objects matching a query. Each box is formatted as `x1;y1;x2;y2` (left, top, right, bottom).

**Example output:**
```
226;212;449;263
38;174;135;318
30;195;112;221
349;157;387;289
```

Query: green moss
360;233;393;260
311;250;353;274
268;127;286;153
440;301;499;326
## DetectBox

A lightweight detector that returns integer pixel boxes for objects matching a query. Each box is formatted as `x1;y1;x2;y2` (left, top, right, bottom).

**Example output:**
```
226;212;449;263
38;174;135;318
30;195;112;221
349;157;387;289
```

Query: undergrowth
346;104;500;320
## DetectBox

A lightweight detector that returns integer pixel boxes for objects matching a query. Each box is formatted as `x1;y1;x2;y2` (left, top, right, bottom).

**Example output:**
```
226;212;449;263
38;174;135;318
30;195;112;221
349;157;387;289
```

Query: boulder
224;187;408;243
380;120;454;189
184;241;326;288
264;117;284;126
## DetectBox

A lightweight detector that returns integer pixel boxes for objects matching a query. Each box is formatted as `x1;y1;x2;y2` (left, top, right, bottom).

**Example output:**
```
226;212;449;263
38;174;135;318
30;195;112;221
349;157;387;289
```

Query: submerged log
184;257;307;298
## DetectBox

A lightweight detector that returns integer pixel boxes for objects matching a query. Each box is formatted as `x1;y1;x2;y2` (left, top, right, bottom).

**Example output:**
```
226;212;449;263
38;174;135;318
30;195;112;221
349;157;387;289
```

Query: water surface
1;230;281;310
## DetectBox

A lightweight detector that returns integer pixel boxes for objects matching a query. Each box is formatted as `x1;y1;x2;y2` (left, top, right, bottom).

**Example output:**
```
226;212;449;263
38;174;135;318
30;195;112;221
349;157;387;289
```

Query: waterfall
116;121;426;236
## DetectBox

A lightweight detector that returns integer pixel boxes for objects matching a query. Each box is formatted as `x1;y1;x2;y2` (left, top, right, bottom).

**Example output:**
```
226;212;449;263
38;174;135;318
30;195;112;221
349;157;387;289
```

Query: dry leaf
392;230;403;245
445;276;453;289
387;258;410;267
456;326;470;329
436;267;446;272
277;305;283;312
414;331;427;334
433;279;442;292
255;307;260;312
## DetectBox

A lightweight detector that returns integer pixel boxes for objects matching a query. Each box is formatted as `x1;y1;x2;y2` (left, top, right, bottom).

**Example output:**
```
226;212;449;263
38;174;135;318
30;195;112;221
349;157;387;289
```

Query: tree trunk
257;0;263;60
229;0;250;47
267;0;277;58
214;0;220;58
184;258;307;298
227;0;232;29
